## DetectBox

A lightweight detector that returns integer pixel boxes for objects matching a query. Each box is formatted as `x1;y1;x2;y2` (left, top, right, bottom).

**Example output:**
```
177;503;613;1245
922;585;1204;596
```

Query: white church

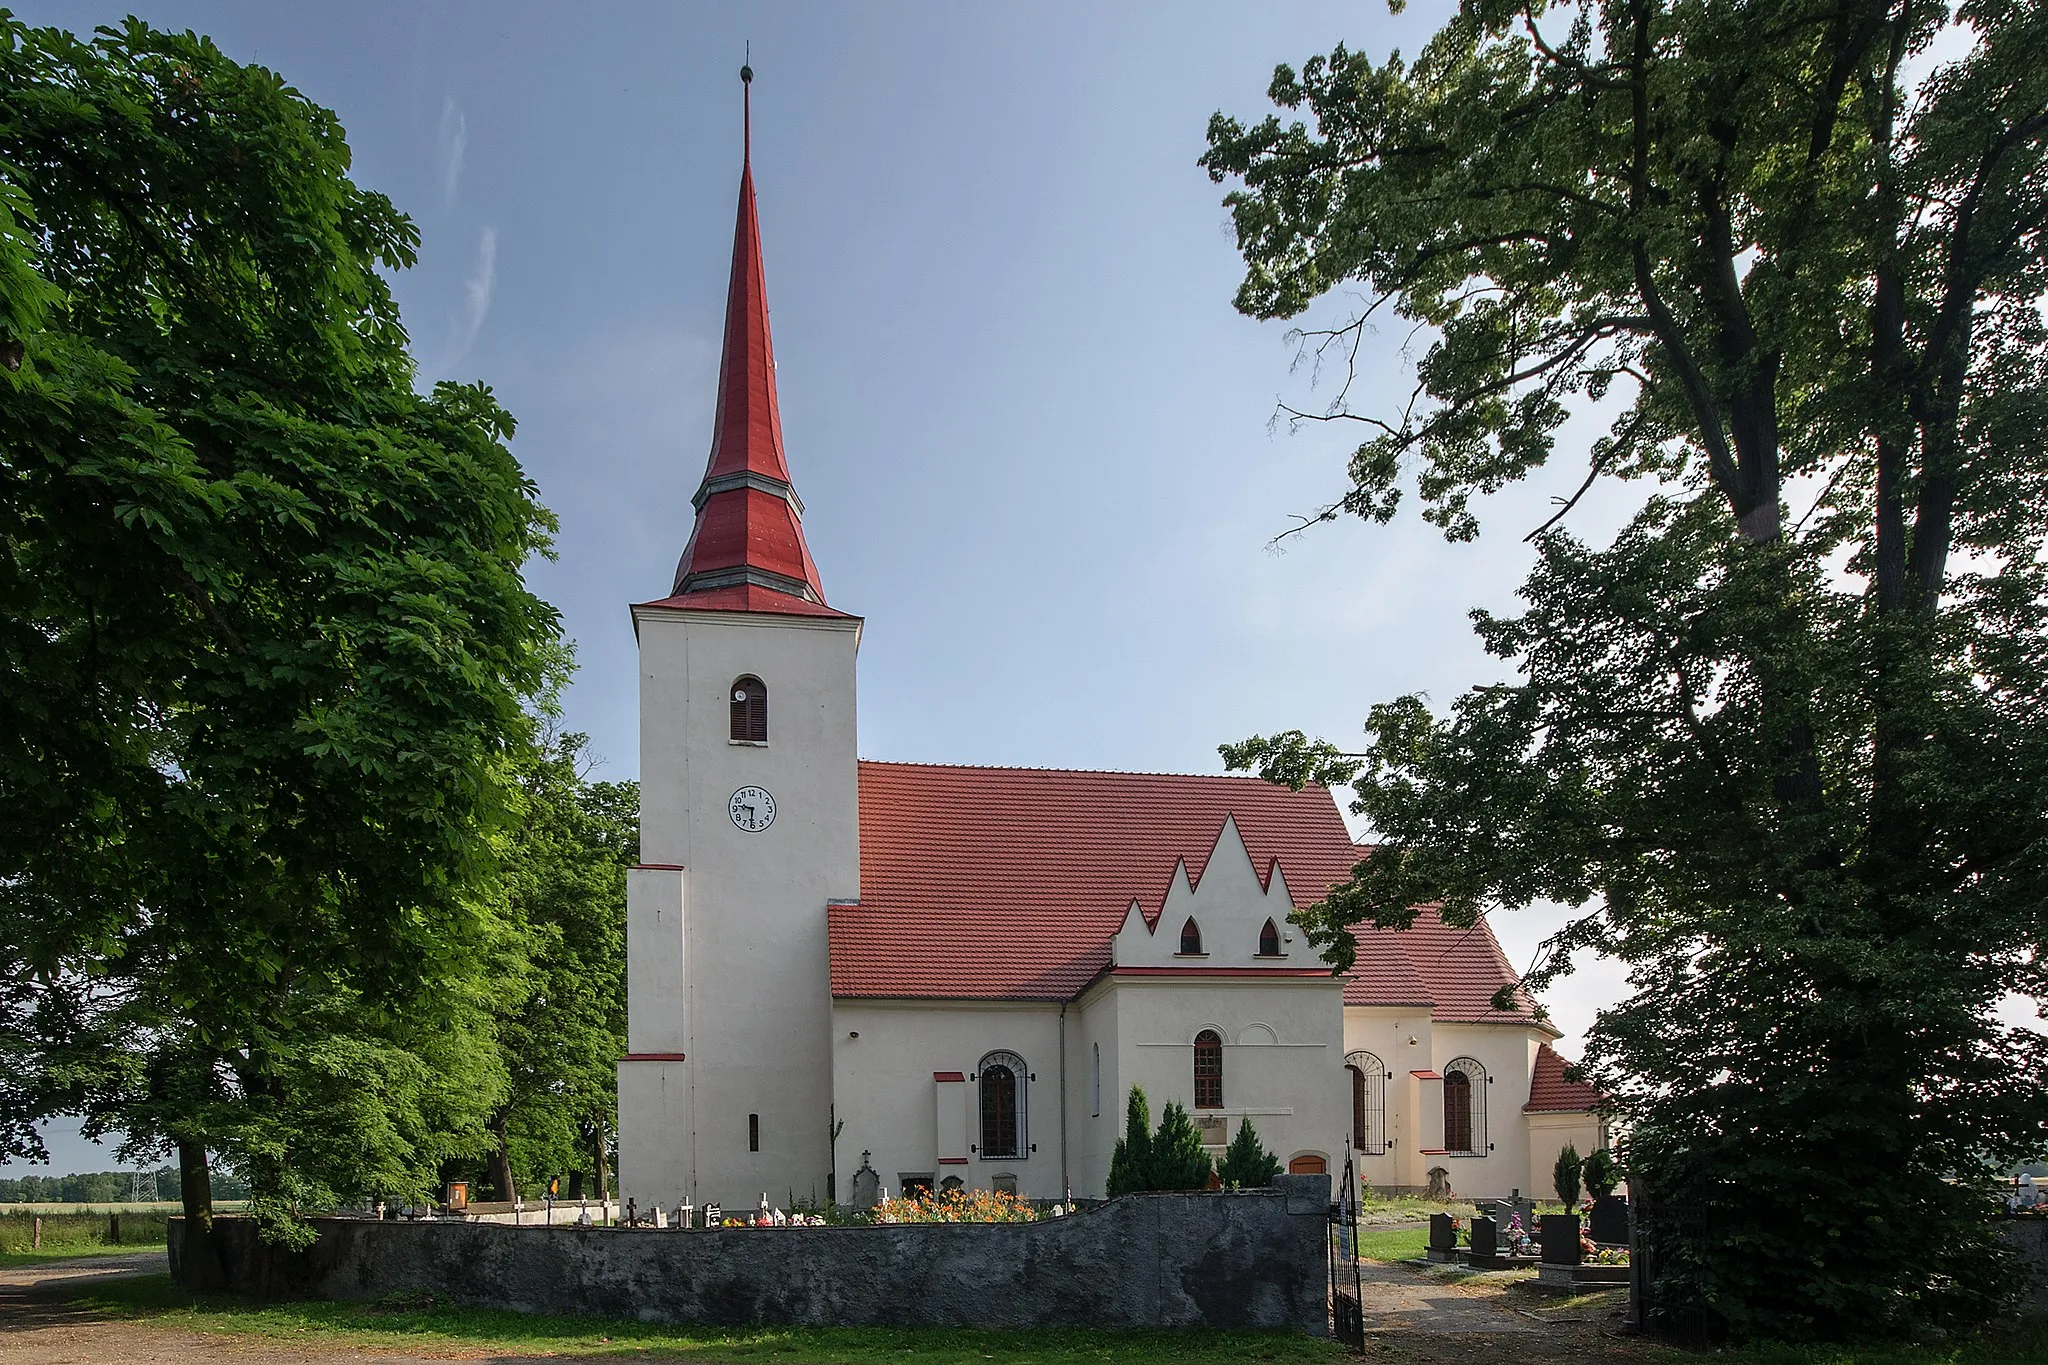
616;92;1603;1212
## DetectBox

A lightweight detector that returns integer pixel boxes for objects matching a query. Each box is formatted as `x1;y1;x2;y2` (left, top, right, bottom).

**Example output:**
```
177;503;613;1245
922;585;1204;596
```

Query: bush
1554;1142;1583;1207
1149;1102;1214;1191
1105;1086;1153;1197
1218;1116;1281;1188
1582;1147;1620;1200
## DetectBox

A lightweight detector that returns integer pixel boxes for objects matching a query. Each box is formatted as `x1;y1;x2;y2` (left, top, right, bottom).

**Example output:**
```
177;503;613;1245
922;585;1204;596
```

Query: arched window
1346;1050;1386;1154
1257;918;1282;956
978;1051;1026;1159
1193;1029;1224;1109
1179;917;1203;955
1444;1057;1488;1155
730;675;767;742
1091;1043;1101;1117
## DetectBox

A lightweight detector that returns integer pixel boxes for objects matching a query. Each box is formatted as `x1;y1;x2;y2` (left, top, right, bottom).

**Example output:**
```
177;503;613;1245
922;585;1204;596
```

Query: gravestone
849;1151;881;1211
1427;1213;1461;1263
1539;1213;1583;1266
1467;1215;1503;1269
1588;1194;1630;1245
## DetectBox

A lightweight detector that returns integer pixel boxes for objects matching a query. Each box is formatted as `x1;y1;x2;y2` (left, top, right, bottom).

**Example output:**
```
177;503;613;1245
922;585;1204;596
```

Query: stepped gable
828;761;1532;1017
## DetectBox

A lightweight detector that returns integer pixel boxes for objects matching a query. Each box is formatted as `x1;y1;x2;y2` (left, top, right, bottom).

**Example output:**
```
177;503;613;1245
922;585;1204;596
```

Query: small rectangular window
749;1113;760;1152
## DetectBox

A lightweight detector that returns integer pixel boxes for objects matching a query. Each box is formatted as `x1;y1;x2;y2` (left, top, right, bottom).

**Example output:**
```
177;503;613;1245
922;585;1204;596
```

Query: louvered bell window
730;675;768;742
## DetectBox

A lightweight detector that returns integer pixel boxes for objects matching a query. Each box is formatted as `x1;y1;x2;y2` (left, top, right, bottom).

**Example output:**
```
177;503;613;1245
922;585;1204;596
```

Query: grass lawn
0;1240;167;1268
49;1271;2048;1365
1351;1223;1429;1261
73;1274;1348;1364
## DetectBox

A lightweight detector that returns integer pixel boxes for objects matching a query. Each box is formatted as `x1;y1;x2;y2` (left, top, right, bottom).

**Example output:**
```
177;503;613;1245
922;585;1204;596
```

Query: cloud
439;226;497;373
437;96;466;208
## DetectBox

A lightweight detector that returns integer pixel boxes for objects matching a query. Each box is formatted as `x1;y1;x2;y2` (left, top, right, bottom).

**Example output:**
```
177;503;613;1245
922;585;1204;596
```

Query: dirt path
0;1256;472;1364
1350;1259;1666;1361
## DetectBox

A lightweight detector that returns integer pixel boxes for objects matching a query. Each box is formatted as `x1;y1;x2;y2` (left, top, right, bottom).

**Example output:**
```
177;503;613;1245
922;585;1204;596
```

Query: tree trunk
566;1170;585;1201
591;1118;611;1203
176;1139;222;1291
484;1111;515;1203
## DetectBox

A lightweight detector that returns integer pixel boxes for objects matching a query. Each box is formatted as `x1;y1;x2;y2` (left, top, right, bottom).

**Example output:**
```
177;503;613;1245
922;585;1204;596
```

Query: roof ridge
857;757;1323;785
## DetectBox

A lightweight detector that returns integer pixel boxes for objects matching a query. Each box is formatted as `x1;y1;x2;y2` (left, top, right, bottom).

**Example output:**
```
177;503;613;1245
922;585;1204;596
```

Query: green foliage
481;727;633;1199
1106;1087;1216;1194
1553;1143;1583;1208
0;15;559;1244
1218;1116;1281;1189
1105;1086;1152;1197
1205;0;2048;1341
1147;1101;1214;1192
1581;1147;1619;1201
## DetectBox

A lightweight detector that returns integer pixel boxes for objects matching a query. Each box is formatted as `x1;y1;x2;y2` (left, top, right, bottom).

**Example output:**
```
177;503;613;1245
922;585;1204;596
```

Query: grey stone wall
169;1175;1330;1333
2001;1218;2048;1318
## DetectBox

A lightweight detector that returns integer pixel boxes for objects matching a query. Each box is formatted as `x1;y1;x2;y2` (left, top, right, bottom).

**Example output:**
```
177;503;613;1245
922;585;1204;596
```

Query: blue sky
8;0;1661;1174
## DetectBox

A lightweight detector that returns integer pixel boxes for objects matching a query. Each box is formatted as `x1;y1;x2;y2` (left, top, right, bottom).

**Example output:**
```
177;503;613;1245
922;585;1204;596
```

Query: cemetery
165;1175;1333;1332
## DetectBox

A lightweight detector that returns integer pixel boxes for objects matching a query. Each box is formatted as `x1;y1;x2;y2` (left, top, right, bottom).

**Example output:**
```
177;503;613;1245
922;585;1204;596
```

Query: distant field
1;1207;172;1257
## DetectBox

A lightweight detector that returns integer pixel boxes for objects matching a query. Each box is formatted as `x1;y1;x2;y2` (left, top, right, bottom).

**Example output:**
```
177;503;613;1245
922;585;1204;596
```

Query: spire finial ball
740;63;753;84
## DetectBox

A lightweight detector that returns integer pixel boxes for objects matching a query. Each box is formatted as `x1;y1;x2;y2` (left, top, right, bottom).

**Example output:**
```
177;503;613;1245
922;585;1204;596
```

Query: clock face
728;785;776;833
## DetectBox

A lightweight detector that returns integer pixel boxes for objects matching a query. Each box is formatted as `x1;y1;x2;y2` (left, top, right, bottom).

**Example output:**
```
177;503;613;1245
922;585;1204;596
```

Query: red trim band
1419;1148;1449;1155
634;863;686;872
937;1158;969;1166
1410;1069;1443;1079
1111;967;1334;979
933;1071;966;1082
624;1052;688;1062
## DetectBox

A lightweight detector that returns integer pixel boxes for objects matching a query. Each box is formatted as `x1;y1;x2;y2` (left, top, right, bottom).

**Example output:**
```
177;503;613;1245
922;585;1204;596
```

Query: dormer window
730;675;767;743
1178;917;1203;955
1257;918;1282;957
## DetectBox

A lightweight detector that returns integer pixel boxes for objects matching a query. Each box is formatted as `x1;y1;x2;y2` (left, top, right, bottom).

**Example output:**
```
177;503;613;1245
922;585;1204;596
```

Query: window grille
1443;1057;1488;1154
730;675;768;742
979;1051;1027;1158
1346;1050;1387;1154
1193;1029;1224;1108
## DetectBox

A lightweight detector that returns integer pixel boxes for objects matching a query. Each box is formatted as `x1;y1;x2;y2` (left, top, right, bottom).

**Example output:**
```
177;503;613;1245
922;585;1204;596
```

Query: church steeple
667;64;832;612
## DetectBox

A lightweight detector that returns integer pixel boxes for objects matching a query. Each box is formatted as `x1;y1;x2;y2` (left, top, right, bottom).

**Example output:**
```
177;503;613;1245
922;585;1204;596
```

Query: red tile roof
1525;1042;1602;1112
829;761;1537;1024
636;583;857;619
665;118;834;617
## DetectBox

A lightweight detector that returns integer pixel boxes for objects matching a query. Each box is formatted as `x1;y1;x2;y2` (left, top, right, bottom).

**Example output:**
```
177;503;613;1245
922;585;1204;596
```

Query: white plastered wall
1423;1024;1546;1202
1527;1110;1608;1202
618;605;860;1211
1342;1007;1434;1194
831;1000;1065;1199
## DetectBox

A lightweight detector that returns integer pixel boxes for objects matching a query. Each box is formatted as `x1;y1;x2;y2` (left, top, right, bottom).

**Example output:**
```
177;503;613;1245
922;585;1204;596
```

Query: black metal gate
1627;1172;1726;1344
1327;1154;1365;1348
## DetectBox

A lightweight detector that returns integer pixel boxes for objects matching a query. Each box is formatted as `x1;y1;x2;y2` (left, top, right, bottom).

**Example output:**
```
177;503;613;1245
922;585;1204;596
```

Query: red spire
666;65;834;613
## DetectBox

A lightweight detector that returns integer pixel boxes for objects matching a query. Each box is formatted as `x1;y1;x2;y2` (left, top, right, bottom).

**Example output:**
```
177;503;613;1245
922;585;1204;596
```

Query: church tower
617;66;860;1211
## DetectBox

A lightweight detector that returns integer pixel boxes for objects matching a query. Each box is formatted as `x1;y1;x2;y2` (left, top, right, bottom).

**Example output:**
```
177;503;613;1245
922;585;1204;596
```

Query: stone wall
2001;1218;2048;1318
169;1175;1330;1333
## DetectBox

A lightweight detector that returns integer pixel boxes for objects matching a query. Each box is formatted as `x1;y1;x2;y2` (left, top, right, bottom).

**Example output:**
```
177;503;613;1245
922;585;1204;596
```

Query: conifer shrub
1554;1143;1583;1207
1582;1147;1620;1200
1149;1101;1214;1191
1218;1115;1281;1188
1105;1086;1153;1197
